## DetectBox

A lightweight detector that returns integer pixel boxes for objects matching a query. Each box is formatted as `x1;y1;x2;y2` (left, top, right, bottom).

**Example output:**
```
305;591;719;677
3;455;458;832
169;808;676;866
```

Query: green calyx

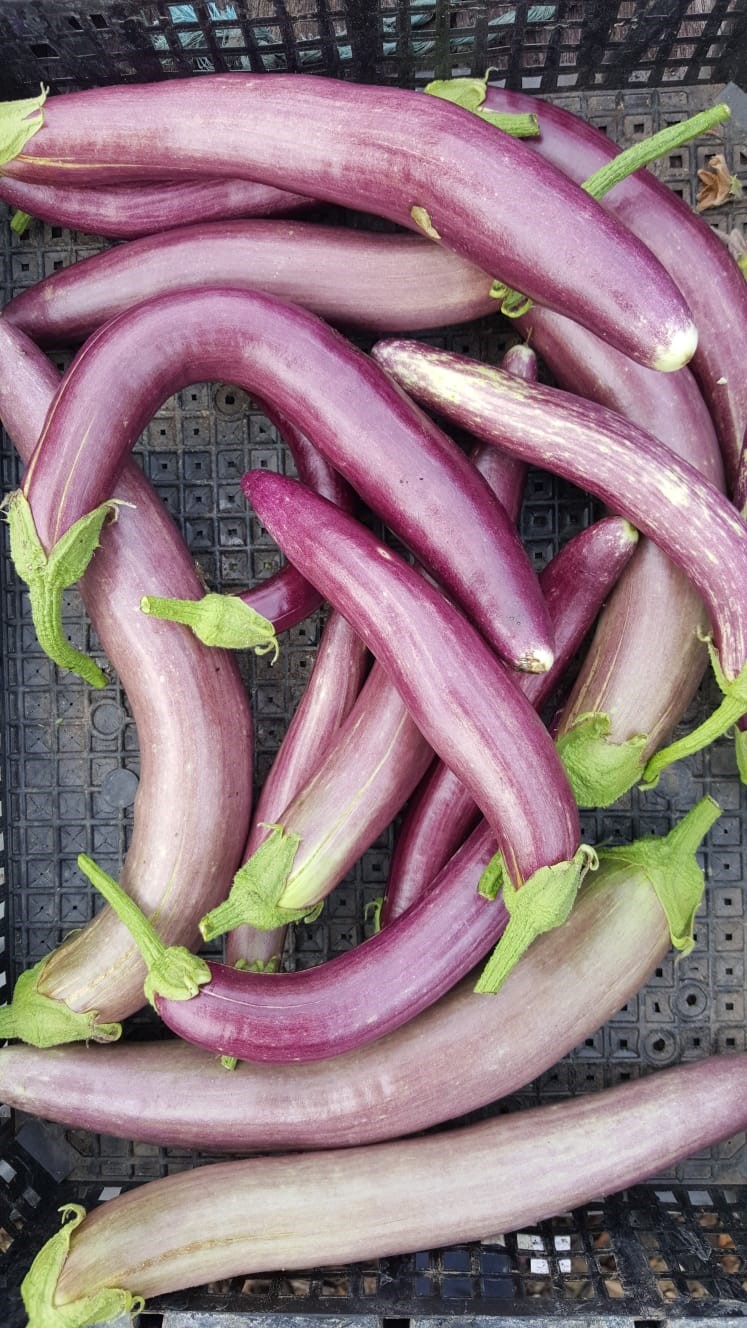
735;727;747;783
597;796;721;953
424;77;539;138
5;490;124;689
641;640;747;789
199;824;323;940
556;712;648;807
76;854;210;1007
140;592;279;660
22;1204;145;1328
10;208;33;234
428;84;728;321
474;844;598;994
0;85;47;168
0;957;121;1048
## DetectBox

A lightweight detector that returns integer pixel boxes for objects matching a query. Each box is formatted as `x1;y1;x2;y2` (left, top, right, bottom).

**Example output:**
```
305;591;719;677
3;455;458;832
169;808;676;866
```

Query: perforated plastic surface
0;63;745;1328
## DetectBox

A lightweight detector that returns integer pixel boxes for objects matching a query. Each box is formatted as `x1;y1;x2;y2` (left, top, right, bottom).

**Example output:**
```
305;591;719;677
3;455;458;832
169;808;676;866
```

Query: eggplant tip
652;321;698;372
517;644;554;675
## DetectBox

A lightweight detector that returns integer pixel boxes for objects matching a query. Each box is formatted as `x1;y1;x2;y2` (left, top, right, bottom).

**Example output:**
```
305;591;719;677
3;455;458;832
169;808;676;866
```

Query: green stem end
5;490;127;689
76;854;210;1006
641;641;747;789
555;711;648;807
0;85;48;168
0;957;121;1048
199;824;323;939
475;844;598;994
140;592;279;660
10;208;33;234
21;1204;145;1328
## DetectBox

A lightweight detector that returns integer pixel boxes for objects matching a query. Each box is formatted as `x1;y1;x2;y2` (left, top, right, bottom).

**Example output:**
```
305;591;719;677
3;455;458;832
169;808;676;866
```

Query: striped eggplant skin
0;317;254;1028
484;85;747;497
43;1056;747;1311
242;470;581;886
160;822;506;1063
4;75;697;370
514;304;725;777
238;661;434;918
371;340;747;688
227;611;370;970
21;288;554;673
0;174;313;239
0;857;677;1151
384;516;639;924
3;222;498;345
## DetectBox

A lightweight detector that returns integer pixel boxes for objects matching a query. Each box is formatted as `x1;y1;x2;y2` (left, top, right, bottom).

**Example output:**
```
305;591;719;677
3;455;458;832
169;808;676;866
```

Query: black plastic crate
0;3;746;1325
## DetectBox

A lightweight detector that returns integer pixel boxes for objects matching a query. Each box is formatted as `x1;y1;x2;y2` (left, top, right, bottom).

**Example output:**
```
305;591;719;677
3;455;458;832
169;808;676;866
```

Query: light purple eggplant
203;659;434;945
0;798;717;1150
0;173;313;238
227;610;369;970
0;318;254;1046
1;76;698;370
372;341;747;755
384;515;638;924
483;84;747;499
14;287;554;675
511;304;724;804
3;221;499;345
21;1054;747;1322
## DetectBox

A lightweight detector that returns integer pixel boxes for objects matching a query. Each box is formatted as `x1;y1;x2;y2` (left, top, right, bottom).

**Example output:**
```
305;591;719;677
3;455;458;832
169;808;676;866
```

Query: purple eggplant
3;221;499;346
0;77;697;369
385;516;639;923
227;610;369;970
10;287;554;678
0;318;254;1047
0;796;718;1149
0;173;313;238
372;339;747;781
481;84;747;499
21;1052;746;1322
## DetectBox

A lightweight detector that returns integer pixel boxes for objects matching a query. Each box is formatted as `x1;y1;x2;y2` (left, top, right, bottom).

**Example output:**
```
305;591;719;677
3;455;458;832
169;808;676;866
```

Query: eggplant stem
77;854;211;1006
199;823;323;939
140;592;279;659
5;490;128;689
596;797;720;953
474;845;598;994
0;957;121;1048
641;643;747;789
10;208;33;234
0;84;47;167
21;1203;145;1328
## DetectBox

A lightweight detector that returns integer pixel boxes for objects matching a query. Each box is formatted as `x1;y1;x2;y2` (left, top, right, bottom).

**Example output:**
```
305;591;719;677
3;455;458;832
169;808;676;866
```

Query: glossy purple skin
159;820;505;1063
485;86;747;497
52;1056;747;1306
22;288;554;672
0;318;254;1024
3;222;498;345
7;74;697;369
384;516;638;924
515;304;724;759
372;340;747;685
228;611;369;969
0;174;312;238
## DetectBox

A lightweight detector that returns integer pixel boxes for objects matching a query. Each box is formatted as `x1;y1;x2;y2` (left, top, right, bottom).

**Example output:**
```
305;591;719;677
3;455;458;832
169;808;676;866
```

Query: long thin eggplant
384;515;639;924
0;797;718;1149
8;287;554;679
372;339;747;778
0;78;698;369
21;1053;747;1325
0;319;254;1047
510;303;724;805
3;221;499;345
227;610;369;970
479;84;747;498
0;173;312;238
202;660;434;942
